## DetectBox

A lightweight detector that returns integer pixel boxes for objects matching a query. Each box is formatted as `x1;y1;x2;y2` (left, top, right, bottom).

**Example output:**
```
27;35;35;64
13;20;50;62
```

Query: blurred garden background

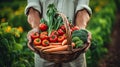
0;0;120;67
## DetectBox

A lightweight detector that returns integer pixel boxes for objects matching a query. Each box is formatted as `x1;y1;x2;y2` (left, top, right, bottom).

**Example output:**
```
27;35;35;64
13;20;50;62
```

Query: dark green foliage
75;40;84;48
72;36;84;48
44;4;63;35
0;33;34;67
72;37;80;43
72;29;88;42
0;23;34;67
86;0;116;67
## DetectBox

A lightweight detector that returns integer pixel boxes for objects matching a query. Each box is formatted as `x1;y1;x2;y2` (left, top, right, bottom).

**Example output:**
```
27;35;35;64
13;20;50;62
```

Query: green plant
86;0;116;67
0;22;34;67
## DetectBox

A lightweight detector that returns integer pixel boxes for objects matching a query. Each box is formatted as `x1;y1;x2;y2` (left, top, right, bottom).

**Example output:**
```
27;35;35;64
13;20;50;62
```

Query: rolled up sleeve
25;0;42;15
76;0;92;15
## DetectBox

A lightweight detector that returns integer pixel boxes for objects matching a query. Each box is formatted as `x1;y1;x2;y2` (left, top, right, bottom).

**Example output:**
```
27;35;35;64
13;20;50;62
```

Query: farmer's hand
86;31;92;51
75;9;91;51
27;28;40;53
75;9;90;29
27;8;41;53
27;7;41;28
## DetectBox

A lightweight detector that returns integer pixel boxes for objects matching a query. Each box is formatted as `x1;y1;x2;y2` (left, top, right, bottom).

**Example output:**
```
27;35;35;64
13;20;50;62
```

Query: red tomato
40;35;48;40
58;29;65;35
31;32;39;40
40;31;48;36
39;23;48;31
51;30;59;36
33;38;41;46
60;25;66;31
58;35;65;42
42;39;49;47
40;32;48;40
72;26;79;31
63;34;67;39
49;35;58;42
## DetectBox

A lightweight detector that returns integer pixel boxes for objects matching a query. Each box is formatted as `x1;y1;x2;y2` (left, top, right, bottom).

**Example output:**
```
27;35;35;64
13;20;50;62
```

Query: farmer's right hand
27;7;41;28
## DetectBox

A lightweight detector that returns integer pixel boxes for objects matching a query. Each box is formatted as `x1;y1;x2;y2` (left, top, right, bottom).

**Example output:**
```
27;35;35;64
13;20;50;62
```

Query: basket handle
58;13;72;51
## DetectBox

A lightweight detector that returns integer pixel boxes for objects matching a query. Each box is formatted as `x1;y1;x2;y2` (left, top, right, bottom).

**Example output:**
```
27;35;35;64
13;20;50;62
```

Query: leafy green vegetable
40;18;47;24
46;4;57;35
72;36;84;48
72;36;80;43
54;16;63;30
45;4;63;35
72;29;88;42
75;40;84;48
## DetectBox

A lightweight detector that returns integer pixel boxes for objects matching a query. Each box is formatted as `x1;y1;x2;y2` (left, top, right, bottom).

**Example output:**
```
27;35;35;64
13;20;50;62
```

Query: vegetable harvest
30;4;90;53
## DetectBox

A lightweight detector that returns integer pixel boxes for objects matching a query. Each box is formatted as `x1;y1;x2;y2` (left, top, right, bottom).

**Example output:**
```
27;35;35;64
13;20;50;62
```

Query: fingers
83;31;92;52
84;31;92;52
27;32;35;52
28;38;40;53
27;28;40;53
28;41;40;54
27;28;39;43
27;28;39;40
28;41;35;51
84;42;91;52
27;28;39;36
88;32;92;41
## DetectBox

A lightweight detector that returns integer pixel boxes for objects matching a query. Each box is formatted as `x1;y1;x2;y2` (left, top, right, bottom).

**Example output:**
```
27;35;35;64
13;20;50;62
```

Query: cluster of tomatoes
31;23;79;47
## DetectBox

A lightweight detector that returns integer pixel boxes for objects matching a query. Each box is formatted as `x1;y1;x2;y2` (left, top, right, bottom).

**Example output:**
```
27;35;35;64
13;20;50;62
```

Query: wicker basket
28;13;91;63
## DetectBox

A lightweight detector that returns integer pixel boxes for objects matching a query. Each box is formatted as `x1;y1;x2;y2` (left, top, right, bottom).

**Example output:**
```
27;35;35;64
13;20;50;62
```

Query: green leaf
14;43;23;51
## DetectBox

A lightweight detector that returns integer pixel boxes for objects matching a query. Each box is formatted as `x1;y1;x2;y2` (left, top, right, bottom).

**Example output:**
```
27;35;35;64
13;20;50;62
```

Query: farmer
25;0;92;67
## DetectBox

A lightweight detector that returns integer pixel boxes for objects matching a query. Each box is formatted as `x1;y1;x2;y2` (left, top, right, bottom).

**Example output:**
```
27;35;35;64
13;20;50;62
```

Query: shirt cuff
76;5;92;16
25;2;41;15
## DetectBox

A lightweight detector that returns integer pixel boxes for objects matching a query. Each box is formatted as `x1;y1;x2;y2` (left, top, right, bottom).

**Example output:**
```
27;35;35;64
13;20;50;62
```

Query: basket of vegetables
27;4;91;63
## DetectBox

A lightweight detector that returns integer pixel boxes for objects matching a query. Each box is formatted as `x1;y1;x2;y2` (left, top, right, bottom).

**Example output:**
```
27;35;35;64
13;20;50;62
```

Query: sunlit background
0;0;120;67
